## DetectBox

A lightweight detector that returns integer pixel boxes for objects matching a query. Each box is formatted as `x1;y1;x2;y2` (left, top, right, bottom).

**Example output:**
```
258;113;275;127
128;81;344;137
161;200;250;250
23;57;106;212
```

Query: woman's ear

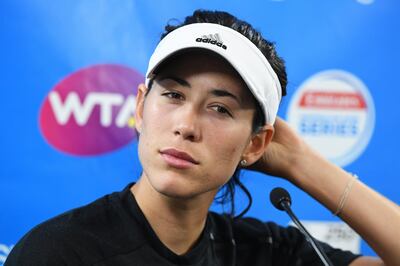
242;125;274;166
135;83;148;133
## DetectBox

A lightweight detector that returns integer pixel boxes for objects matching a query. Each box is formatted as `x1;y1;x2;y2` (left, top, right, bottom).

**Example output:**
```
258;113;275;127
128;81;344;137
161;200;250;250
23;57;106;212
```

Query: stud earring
240;159;247;167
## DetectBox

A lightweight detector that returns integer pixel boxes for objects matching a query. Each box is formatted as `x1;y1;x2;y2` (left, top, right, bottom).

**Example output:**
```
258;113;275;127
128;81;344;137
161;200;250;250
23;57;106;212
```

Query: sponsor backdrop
1;0;399;262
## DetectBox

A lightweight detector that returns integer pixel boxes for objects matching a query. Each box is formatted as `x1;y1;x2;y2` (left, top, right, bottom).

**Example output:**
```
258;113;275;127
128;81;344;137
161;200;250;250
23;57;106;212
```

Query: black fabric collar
118;182;212;265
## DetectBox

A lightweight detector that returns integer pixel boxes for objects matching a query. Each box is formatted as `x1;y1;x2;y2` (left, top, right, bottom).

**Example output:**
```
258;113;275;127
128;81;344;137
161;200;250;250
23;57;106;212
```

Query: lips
160;148;199;168
160;148;199;164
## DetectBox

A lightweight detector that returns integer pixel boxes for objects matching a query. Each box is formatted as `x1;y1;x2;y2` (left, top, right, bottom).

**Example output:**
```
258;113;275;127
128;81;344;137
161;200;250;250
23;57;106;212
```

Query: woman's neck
130;176;215;255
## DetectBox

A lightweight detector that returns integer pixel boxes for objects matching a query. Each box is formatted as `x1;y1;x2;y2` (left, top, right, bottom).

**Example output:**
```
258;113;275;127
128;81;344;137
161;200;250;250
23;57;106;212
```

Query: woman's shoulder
207;211;361;265
208;211;302;244
5;188;139;265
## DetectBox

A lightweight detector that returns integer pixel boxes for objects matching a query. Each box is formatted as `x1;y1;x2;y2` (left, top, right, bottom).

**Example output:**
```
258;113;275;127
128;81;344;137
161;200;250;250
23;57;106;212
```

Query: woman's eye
162;92;183;100
212;105;232;117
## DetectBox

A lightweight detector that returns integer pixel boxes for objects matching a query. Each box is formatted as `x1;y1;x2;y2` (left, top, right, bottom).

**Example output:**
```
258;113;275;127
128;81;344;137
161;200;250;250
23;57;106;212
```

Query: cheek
207;127;249;165
202;134;244;189
140;99;166;134
137;103;164;165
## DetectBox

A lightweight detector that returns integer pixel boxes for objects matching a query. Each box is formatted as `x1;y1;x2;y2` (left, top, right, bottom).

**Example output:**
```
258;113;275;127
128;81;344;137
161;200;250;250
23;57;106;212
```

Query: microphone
269;187;334;266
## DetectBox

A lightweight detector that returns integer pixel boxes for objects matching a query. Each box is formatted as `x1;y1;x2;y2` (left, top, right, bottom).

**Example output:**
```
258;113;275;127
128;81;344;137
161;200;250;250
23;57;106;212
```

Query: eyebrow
158;76;191;87
210;89;241;105
158;75;241;105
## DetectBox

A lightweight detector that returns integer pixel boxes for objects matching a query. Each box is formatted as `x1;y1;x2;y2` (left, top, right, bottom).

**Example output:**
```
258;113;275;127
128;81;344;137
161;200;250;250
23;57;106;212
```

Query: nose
173;106;201;142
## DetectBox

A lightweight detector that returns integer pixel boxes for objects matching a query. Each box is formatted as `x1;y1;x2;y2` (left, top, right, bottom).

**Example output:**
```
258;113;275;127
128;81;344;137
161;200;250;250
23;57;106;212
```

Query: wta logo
39;64;143;156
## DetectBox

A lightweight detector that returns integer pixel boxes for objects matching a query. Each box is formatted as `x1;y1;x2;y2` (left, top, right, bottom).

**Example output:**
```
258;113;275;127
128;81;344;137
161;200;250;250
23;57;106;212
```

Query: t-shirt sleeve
5;225;73;266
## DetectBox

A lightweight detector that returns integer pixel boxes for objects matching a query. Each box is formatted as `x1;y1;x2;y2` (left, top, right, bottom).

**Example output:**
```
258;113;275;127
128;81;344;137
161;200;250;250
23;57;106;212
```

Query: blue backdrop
1;0;399;263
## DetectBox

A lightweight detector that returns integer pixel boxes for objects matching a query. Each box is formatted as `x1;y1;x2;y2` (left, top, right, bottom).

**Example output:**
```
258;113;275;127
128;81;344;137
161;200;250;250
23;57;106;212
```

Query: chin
156;178;198;199
148;171;209;200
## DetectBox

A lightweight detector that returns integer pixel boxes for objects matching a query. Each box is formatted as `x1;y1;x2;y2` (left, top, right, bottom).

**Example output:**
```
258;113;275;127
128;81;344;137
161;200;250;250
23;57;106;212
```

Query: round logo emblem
39;64;143;156
287;70;375;166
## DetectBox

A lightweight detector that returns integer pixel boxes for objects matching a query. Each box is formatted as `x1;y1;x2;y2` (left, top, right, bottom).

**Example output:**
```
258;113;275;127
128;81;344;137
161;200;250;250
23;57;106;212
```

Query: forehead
153;50;260;109
155;49;241;78
155;49;252;92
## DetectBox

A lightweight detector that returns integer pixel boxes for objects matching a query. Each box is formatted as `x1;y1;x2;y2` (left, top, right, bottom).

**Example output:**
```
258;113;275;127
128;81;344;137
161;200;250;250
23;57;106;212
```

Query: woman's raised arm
250;117;400;265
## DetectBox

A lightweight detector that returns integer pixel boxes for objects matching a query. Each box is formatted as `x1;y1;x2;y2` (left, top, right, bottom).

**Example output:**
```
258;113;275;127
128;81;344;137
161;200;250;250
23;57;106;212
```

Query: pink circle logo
39;64;143;156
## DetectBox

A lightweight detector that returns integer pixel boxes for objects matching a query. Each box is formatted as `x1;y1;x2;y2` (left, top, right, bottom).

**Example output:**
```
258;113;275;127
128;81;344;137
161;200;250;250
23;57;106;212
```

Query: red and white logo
287;70;375;166
39;64;143;156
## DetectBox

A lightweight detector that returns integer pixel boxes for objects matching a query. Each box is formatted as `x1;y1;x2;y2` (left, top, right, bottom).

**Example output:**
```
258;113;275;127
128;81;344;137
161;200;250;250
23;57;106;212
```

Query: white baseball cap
145;23;282;125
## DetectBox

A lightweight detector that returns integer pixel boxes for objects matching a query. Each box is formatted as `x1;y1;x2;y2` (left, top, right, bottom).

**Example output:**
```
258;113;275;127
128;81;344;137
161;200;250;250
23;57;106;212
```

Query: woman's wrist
283;142;321;184
286;146;356;212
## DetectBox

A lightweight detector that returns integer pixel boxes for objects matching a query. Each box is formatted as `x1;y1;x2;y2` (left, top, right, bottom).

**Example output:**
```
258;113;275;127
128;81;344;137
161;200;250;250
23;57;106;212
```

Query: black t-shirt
5;183;360;266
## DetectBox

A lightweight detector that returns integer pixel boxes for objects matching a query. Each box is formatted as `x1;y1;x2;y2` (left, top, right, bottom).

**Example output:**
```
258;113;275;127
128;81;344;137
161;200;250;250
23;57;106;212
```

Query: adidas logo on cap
195;33;227;50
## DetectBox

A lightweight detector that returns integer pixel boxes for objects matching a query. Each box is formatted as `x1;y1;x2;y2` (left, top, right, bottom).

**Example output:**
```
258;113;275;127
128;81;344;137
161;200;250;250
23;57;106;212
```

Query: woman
6;10;399;266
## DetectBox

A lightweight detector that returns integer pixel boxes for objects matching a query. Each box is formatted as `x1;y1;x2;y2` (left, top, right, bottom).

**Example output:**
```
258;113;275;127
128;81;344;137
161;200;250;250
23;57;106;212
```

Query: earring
240;159;247;167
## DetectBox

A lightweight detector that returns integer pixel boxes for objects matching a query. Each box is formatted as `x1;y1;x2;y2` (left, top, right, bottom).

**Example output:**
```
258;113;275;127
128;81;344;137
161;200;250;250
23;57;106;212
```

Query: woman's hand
247;117;311;182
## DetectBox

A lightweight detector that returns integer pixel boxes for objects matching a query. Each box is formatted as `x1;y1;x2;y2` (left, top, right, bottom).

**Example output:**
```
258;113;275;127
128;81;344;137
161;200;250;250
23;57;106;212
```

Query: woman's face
136;51;267;200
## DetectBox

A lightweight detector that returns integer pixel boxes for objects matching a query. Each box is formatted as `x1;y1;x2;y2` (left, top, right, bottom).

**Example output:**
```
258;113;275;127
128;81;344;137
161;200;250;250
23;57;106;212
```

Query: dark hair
157;9;287;218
